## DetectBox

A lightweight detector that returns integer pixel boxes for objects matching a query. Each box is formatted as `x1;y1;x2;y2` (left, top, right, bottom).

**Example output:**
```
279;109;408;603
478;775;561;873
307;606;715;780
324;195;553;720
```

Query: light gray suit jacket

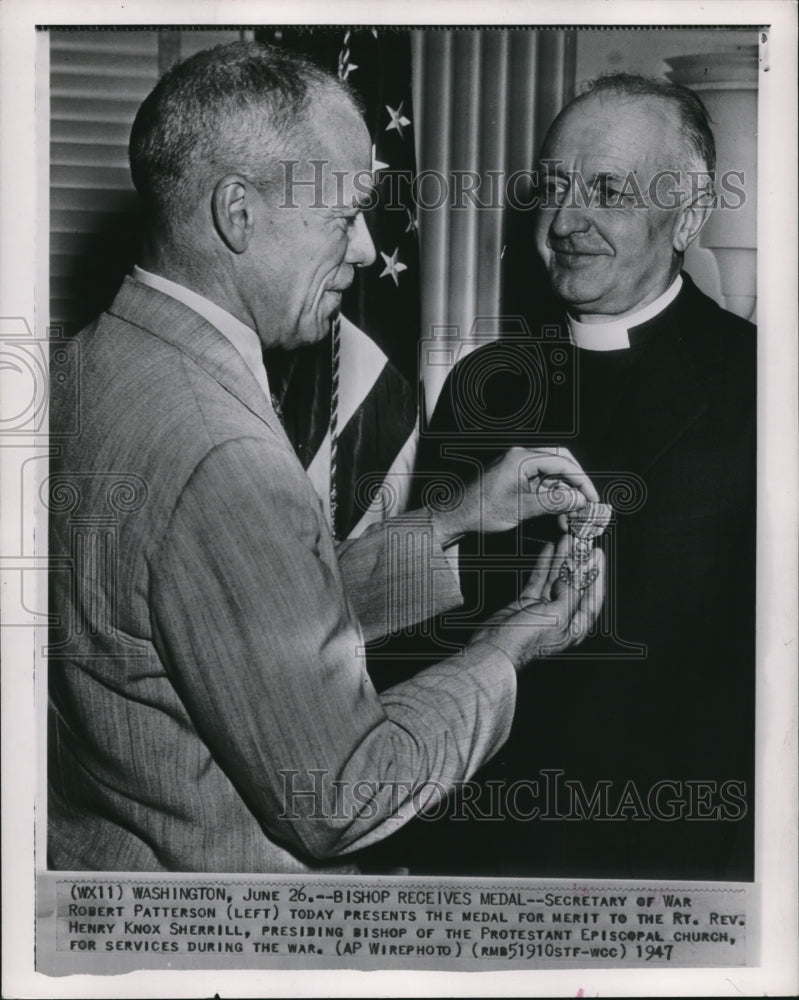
48;277;516;873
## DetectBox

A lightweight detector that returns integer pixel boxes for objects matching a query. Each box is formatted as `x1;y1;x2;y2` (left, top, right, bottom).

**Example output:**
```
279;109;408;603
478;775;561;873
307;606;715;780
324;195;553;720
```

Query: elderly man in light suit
48;41;602;873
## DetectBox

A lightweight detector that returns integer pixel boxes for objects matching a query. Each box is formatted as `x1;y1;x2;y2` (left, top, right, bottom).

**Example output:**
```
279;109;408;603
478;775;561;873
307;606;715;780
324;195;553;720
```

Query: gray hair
129;40;359;229
565;72;716;179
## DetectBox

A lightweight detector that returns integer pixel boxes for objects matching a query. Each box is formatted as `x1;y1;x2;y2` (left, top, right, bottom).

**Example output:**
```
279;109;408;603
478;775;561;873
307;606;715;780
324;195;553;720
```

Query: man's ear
673;190;713;253
212;174;255;254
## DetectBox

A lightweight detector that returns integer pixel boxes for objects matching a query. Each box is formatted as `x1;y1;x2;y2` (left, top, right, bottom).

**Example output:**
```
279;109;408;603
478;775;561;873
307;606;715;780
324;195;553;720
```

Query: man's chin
549;272;607;310
282;321;331;350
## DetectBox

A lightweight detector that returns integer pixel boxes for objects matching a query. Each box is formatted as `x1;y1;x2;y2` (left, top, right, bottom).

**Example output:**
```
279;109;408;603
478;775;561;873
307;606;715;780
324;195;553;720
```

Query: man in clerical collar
411;73;756;882
535;76;713;344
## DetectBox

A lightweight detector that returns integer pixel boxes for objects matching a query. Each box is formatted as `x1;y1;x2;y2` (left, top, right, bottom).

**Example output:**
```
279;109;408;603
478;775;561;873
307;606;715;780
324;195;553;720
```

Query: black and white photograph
1;1;797;996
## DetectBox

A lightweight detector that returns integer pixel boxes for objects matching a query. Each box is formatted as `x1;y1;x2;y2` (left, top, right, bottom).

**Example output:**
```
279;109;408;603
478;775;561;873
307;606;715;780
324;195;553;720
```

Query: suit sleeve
335;509;463;643
148;436;516;861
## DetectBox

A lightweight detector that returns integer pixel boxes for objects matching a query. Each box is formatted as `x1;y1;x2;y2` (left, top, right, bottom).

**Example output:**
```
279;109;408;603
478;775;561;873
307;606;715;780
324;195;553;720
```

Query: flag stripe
334;354;418;537
260;27;421;539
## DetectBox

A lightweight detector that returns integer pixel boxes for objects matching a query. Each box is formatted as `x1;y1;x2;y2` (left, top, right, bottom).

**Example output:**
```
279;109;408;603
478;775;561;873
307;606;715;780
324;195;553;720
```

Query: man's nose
346;213;377;267
549;198;592;239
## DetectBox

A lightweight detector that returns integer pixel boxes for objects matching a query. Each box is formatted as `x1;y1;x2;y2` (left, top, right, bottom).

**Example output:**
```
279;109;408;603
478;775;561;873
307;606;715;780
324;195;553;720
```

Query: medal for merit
560;501;613;590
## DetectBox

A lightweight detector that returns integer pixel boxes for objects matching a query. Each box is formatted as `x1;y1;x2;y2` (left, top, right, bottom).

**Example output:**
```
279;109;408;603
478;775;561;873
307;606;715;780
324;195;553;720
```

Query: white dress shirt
133;265;272;403
568;275;683;352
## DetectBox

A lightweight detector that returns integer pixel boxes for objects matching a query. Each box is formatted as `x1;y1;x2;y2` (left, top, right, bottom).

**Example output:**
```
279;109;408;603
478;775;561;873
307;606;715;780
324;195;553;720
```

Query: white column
666;45;758;320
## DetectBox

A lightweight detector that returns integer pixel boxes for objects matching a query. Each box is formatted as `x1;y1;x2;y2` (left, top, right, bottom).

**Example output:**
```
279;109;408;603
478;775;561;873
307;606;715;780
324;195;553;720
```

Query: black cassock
365;271;756;882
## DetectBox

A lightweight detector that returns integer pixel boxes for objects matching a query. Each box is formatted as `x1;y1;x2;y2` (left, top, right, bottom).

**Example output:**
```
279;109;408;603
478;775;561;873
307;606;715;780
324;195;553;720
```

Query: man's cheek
533;235;551;264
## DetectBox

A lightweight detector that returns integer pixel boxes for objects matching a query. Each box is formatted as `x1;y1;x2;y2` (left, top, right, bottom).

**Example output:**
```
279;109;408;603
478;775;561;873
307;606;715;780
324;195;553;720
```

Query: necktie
270;393;285;428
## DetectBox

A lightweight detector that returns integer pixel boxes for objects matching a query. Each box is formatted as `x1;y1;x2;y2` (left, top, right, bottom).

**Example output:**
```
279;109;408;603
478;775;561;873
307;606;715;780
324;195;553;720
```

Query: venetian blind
48;28;249;335
49;30;160;334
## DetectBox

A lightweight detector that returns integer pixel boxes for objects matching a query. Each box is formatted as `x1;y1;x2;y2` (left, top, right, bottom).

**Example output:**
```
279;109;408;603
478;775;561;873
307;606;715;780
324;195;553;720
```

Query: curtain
410;28;577;417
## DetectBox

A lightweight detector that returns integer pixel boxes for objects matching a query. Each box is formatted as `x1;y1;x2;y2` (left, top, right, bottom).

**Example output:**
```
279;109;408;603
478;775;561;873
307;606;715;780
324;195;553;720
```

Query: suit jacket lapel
107;276;283;437
625;275;713;476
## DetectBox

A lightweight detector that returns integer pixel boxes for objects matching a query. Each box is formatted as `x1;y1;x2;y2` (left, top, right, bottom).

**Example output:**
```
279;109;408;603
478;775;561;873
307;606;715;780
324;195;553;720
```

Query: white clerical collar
567;275;683;352
132;265;271;402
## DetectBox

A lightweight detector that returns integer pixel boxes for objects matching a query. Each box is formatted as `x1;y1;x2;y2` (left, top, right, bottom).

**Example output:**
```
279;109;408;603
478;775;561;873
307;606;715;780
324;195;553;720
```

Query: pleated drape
411;28;576;416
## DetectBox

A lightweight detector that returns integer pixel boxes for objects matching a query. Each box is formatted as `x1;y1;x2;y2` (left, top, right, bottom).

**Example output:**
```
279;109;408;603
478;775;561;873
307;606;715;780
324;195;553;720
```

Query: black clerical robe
400;271;756;881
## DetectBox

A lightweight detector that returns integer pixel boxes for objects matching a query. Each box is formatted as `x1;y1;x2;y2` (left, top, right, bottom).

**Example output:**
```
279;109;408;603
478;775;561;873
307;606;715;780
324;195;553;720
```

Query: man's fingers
542;549;604;654
518;476;594;521
520;542;555;603
535;478;589;515
547;532;576;603
484;545;604;665
523;445;579;467
543;533;571;600
517;450;600;505
568;551;605;641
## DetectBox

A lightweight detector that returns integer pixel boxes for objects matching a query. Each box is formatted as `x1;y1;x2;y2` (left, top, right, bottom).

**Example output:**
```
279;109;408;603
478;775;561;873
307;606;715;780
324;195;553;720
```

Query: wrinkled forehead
292;97;373;199
539;94;682;175
303;93;371;166
270;95;374;210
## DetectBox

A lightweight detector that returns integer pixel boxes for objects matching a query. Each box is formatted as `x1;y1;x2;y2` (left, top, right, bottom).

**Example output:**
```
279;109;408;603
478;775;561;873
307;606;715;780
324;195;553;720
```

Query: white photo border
1;1;796;996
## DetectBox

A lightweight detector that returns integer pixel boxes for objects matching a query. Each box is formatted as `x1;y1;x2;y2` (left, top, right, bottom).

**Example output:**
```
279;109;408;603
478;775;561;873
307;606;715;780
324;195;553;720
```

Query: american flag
260;27;420;540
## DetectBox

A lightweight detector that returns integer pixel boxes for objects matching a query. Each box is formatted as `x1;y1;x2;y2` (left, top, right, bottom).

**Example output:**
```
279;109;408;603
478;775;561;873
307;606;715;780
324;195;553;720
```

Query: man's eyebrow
539;161;568;177
589;169;628;183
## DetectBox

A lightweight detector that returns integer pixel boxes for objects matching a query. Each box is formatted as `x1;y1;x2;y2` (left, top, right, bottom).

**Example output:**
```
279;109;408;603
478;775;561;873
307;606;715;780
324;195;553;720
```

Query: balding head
549;73;716;179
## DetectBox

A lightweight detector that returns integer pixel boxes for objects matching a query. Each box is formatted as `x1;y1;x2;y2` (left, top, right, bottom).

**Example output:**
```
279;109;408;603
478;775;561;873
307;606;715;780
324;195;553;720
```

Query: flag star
405;208;419;234
379;247;408;287
371;144;389;173
385;101;411;138
338;30;358;80
338;57;358;80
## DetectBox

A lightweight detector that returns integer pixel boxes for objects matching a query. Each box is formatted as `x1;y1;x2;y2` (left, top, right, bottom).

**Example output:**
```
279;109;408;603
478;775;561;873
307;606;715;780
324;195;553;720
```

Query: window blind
48;28;248;334
49;30;160;334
